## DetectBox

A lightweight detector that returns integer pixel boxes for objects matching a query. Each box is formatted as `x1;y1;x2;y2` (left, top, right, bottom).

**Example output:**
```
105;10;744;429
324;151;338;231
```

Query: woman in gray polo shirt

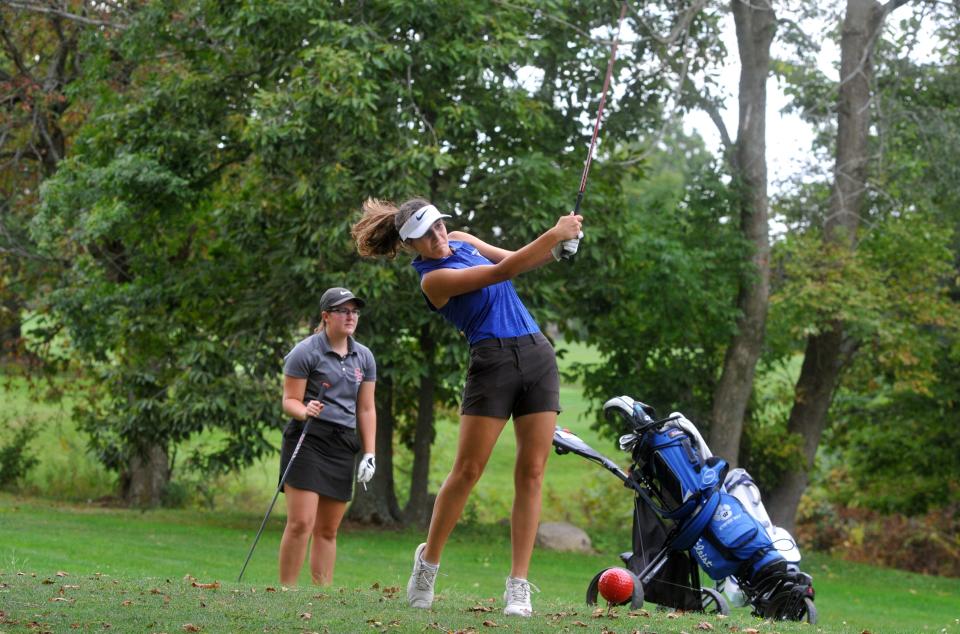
278;287;377;586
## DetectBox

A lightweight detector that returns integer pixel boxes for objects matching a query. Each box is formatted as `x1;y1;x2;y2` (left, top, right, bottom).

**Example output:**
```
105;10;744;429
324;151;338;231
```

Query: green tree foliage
763;9;960;514
569;126;747;437
28;0;673;508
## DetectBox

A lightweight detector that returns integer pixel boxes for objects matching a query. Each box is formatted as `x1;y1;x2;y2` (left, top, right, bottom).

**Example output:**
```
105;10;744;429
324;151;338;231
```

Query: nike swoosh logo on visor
340;291;349;295
415;210;426;220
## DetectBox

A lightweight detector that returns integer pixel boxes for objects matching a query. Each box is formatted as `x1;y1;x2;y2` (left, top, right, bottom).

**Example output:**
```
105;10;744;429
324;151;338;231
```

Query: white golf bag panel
724;468;801;564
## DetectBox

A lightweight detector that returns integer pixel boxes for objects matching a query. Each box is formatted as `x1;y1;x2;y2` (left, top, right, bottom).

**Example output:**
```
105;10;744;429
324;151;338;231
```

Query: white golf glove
357;453;376;484
551;231;584;261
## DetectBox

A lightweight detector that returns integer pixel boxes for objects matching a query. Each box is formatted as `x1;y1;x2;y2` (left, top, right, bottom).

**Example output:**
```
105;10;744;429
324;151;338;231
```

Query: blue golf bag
554;395;816;622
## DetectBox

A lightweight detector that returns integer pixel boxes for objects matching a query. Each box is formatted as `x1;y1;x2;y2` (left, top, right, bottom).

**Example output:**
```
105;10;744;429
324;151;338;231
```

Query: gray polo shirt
283;331;376;430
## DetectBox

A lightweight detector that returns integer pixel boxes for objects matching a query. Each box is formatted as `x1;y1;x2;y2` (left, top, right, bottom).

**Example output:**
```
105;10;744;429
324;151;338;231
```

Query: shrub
0;423;40;489
796;499;960;578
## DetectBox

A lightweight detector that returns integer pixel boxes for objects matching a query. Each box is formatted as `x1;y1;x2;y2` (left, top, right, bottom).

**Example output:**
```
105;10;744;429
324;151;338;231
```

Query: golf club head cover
357;453;376;484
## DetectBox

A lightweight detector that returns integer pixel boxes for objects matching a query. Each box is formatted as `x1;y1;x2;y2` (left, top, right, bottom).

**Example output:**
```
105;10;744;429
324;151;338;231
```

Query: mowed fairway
3;345;960;633
2;496;960;634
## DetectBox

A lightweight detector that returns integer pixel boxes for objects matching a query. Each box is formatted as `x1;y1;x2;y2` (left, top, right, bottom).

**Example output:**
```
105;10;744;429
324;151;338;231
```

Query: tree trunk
0;295;23;358
122;444;170;508
707;0;776;465
766;0;905;528
404;325;437;526
766;326;851;530
348;375;402;524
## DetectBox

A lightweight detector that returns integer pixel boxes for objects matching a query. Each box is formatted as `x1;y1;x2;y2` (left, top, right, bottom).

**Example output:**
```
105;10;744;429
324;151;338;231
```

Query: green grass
4;344;960;632
3;495;959;633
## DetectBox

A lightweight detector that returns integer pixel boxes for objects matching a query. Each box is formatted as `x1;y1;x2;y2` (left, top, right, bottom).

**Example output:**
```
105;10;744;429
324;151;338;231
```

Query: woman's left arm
356;381;377;454
448;231;514;263
449;230;556;270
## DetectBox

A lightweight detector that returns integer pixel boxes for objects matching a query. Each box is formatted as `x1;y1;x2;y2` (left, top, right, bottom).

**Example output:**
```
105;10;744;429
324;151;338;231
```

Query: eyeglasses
328;308;361;316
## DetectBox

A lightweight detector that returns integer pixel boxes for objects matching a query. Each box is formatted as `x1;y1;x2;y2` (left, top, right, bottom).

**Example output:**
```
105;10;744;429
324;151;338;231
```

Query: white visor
399;204;451;241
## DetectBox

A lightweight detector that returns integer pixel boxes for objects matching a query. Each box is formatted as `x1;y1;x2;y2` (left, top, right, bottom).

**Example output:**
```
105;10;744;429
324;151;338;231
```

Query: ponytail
352;198;404;258
352;196;432;258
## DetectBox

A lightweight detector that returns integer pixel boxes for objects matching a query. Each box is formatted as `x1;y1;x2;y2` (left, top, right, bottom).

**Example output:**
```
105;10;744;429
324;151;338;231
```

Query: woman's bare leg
509;411;557;579
422;415;507;563
308;495;349;585
279;485;319;585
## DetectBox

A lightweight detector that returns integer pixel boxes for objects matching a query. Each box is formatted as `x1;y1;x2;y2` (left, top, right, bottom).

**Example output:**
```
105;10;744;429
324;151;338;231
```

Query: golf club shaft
574;0;628;215
237;382;329;582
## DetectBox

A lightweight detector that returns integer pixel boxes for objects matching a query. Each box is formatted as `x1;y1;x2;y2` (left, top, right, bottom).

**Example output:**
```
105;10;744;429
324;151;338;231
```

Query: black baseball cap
319;287;366;312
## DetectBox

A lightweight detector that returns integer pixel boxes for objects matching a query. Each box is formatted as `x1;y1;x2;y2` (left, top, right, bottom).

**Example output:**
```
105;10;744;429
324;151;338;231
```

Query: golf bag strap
672;490;720;551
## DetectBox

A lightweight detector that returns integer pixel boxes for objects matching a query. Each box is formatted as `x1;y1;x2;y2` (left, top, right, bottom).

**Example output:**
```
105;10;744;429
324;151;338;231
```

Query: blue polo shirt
412;240;540;344
283;331;376;430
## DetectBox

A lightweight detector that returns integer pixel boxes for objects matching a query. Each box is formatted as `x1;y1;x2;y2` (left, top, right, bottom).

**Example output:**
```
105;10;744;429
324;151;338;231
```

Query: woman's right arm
422;214;582;308
282;376;324;421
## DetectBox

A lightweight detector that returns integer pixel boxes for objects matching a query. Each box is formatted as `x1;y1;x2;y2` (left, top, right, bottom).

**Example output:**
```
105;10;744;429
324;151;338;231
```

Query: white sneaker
503;576;538;617
406;543;438;609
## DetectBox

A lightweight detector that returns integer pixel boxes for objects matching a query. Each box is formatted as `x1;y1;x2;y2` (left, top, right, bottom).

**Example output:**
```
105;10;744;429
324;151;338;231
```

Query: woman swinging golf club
277;287;377;586
352;199;582;616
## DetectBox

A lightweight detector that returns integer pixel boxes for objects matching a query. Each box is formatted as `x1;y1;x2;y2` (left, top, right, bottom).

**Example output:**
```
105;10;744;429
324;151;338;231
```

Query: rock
535;522;593;553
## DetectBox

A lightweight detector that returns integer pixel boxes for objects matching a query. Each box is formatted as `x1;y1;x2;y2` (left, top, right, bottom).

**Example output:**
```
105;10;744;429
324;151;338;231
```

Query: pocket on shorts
342;429;361;454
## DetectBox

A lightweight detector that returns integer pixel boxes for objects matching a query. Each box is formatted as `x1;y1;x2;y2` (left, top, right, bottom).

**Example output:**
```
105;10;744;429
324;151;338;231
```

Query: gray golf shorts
461;332;561;419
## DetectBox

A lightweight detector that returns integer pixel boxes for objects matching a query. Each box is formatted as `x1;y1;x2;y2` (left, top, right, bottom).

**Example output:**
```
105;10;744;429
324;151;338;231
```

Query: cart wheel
765;593;817;623
585;568;611;606
799;597;817;624
628;570;644;610
585;567;644;610
700;587;729;615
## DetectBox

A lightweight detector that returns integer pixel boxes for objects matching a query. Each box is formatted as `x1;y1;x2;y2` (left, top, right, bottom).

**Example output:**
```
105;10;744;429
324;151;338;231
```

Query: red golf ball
598;567;634;604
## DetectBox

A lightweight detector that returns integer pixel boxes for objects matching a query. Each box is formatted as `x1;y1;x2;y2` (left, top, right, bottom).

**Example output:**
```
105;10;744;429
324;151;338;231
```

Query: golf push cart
552;395;817;623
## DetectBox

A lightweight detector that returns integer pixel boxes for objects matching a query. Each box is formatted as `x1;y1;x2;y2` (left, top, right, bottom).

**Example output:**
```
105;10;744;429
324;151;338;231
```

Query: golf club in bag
237;381;330;582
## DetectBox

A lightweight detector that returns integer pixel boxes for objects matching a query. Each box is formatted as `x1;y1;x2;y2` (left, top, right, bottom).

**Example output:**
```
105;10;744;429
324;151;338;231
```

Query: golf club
574;1;628;215
237;381;330;582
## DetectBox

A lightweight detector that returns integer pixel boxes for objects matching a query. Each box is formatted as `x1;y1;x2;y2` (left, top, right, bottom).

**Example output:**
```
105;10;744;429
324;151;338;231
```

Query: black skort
461;332;561;419
279;420;361;502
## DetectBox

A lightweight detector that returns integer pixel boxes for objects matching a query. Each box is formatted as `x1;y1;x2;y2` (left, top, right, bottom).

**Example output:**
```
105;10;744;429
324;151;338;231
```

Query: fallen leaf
299;612;312;620
861;631;873;634
370;582;380;590
41;578;55;585
628;609;650;617
481;620;498;627
121;600;134;606
190;582;221;590
62;585;80;590
572;621;588;627
743;629;760;634
50;597;73;603
265;587;277;592
182;575;196;582
366;619;381;626
469;604;494;613
56;571;69;577
697;622;714;631
667;612;681;619
150;588;163;594
182;625;201;632
591;607;606;618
